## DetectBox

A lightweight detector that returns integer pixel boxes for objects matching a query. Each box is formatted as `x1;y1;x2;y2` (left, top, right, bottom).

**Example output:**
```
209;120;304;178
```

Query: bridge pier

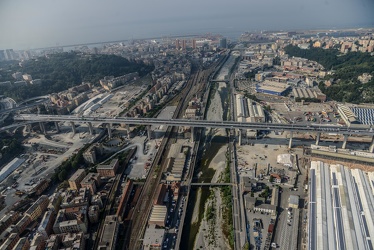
107;123;112;139
26;124;31;133
342;134;348;149
124;124;130;136
54;122;60;133
369;136;374;153
147;125;152;140
88;122;94;135
70;122;76;134
39;122;46;135
288;131;293;149
238;129;243;146
315;132;321;145
191;127;195;142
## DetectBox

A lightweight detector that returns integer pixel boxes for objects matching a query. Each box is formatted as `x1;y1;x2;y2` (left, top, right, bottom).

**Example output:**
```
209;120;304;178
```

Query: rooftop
68;169;86;182
143;224;165;249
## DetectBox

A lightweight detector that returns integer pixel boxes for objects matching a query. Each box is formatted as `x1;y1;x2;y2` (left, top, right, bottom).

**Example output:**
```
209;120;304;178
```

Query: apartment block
68;169;86;190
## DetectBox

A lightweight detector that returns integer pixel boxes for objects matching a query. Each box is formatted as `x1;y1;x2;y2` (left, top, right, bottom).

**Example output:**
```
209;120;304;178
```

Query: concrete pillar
39;122;46;135
369;136;374;153
191;127;195;142
315;132;321;145
88;122;94;135
70;122;76;134
107;123;112;139
288;131;293;149
238;129;243;146
26;124;31;133
147;125;152;140
125;124;130;136
342;134;348;149
54;122;60;133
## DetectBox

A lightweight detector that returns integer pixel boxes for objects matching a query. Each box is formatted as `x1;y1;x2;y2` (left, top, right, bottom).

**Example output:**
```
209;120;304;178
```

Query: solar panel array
351;107;374;125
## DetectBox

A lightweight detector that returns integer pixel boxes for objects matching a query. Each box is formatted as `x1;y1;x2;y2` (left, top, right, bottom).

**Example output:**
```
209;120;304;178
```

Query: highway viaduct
8;114;374;152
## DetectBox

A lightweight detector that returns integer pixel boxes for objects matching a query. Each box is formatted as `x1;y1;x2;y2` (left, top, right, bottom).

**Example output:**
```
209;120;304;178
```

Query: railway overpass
7;114;374;151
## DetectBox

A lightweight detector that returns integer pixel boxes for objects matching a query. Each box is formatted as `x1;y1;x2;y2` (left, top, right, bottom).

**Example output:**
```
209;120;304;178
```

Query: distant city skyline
1;0;373;50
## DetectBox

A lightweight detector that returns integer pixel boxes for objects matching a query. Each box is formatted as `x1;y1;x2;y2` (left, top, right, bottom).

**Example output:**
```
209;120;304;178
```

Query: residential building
68;169;86;190
88;205;100;224
12;237;30;250
30;179;50;196
83;145;99;164
15;215;31;234
96;159;119;177
99;72;138;90
80;173;101;195
0;212;18;235
48;192;62;213
270;173;282;184
24;195;49;221
58;217;88;234
61;232;86;250
37;210;56;238
0;232;19;250
29;233;46;250
45;234;61;250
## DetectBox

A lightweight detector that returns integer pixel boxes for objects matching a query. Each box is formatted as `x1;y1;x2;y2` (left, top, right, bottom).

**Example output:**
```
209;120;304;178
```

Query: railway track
126;58;225;249
93;148;135;249
127;69;201;249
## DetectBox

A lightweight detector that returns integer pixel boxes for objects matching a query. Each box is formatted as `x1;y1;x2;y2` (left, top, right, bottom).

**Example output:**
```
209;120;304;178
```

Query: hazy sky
1;0;373;50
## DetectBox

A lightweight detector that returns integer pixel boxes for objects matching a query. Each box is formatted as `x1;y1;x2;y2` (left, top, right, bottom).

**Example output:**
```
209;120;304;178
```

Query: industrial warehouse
308;161;374;250
337;104;374;127
255;81;290;96
235;94;265;122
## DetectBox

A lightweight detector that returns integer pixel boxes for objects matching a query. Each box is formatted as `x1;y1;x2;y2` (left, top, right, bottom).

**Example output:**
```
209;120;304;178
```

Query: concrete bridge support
39;122;46;135
238;129;243;146
288;131;293;149
107;123;112;139
70;122;76;134
54;122;60;133
342;134;348;149
87;122;94;135
190;127;195;142
26;124;31;133
315;132;321;145
369;136;374;153
147;125;152;140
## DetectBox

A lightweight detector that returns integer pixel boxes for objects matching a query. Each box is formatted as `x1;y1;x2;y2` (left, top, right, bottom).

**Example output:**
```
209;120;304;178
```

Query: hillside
0;52;154;101
284;45;374;103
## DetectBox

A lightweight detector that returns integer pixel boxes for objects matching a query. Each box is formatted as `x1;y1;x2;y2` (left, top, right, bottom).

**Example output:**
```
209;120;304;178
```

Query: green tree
58;169;68;181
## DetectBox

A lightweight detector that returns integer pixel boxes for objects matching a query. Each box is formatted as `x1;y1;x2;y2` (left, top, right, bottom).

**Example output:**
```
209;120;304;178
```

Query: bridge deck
10;114;374;136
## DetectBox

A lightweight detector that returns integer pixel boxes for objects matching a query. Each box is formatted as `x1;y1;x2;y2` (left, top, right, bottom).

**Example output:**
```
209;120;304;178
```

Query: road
11;114;374;136
0;96;49;115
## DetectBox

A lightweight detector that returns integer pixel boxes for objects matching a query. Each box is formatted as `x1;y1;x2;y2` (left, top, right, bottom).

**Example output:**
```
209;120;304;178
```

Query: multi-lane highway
0;96;49;115
11;114;374;136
